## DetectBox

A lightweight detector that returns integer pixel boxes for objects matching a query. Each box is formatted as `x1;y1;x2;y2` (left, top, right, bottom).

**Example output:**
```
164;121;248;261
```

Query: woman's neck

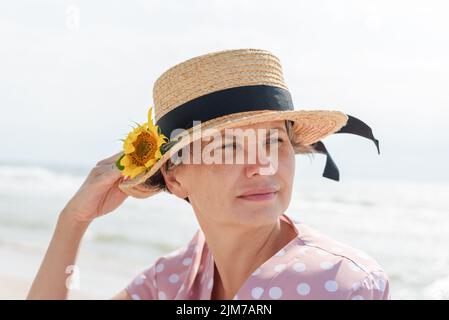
201;214;298;300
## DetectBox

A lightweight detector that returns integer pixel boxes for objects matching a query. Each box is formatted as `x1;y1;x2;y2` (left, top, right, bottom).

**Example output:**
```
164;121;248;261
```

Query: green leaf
115;154;126;170
160;140;178;155
132;120;142;128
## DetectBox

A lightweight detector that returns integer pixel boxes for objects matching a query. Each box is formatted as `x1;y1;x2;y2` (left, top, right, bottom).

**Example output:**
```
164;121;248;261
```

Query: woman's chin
232;204;283;223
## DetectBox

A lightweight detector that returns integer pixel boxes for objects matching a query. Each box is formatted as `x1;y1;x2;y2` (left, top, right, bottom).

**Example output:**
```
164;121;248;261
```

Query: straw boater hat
117;48;380;199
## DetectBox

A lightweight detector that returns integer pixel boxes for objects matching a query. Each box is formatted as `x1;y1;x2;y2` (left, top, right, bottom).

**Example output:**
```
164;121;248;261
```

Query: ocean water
0;162;448;299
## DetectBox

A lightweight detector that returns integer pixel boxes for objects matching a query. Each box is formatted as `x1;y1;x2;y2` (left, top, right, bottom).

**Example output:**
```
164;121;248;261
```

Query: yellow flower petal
120;155;132;167
124;141;135;154
133;127;143;136
122;164;136;177
154;149;162;159
130;166;145;179
145;158;156;168
157;135;168;147
148;123;159;137
147;106;154;124
147;107;161;136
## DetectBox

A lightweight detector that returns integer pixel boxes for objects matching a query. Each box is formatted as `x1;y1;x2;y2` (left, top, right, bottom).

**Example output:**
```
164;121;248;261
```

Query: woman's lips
237;191;278;201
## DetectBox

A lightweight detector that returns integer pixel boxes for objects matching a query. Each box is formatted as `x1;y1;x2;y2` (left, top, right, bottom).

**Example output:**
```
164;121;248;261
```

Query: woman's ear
160;162;189;199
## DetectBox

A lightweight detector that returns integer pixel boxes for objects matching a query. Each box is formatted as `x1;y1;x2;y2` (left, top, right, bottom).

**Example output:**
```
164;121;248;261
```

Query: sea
0;161;448;299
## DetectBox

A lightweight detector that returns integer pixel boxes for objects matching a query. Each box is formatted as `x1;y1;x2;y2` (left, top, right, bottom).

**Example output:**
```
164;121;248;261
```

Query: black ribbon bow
310;115;380;181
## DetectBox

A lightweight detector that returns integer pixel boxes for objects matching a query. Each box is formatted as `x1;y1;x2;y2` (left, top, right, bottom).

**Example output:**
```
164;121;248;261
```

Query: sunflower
116;106;169;179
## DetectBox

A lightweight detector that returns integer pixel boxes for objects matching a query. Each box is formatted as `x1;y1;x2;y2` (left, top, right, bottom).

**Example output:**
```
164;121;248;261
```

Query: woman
27;48;390;300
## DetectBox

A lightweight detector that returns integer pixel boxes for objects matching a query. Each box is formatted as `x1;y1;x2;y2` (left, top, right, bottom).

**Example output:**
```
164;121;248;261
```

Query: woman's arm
110;289;132;300
26;151;129;300
26;211;90;299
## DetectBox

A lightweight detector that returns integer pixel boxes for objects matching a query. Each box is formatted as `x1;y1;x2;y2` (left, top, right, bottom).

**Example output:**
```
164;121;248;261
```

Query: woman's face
162;120;295;228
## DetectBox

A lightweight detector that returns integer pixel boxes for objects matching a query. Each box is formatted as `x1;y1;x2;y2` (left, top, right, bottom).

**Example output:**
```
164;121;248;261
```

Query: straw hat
117;48;379;198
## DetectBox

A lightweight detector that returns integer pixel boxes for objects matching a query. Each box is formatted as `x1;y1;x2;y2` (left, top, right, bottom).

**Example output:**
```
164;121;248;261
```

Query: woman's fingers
90;162;124;183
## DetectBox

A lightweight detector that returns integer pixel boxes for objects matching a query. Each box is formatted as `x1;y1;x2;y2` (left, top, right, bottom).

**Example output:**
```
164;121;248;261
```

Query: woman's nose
243;142;278;177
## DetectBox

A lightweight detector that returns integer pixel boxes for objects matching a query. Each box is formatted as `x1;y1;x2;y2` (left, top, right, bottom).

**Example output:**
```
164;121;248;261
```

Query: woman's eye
219;142;236;150
266;138;284;145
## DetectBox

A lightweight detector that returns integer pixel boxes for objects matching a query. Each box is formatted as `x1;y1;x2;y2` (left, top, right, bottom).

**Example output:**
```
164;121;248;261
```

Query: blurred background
1;0;448;299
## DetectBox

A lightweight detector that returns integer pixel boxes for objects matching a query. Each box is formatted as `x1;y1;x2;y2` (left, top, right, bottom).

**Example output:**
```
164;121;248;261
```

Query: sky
1;0;448;182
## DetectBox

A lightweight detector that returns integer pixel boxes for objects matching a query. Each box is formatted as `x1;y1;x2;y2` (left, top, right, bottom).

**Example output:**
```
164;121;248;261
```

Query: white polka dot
296;283;311;296
182;257;192;266
169;273;180;283
134;274;146;285
158;291;167;300
274;264;286;272
320;261;335;270
207;278;213;289
131;294;141;300
325;280;339;292
292;262;306;272
375;278;386;291
252;268;262;276
275;249;286;257
269;287;283;299
251;287;264;299
155;263;165;273
352;295;365;300
352;282;361;291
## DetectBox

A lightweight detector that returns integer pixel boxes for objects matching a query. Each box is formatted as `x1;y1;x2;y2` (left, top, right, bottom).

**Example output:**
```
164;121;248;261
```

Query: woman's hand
61;151;128;224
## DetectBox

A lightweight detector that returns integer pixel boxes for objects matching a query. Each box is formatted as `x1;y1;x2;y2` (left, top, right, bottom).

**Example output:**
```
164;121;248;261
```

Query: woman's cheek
278;146;295;184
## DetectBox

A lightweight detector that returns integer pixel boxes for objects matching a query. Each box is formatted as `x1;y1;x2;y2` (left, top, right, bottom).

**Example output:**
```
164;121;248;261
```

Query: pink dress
125;213;391;300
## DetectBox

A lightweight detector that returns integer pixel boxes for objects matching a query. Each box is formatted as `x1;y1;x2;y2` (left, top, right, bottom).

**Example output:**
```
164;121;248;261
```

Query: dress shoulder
296;222;387;275
261;220;391;299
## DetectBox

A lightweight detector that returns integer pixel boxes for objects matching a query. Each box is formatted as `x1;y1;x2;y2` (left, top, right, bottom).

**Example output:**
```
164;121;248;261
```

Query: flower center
130;131;157;166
